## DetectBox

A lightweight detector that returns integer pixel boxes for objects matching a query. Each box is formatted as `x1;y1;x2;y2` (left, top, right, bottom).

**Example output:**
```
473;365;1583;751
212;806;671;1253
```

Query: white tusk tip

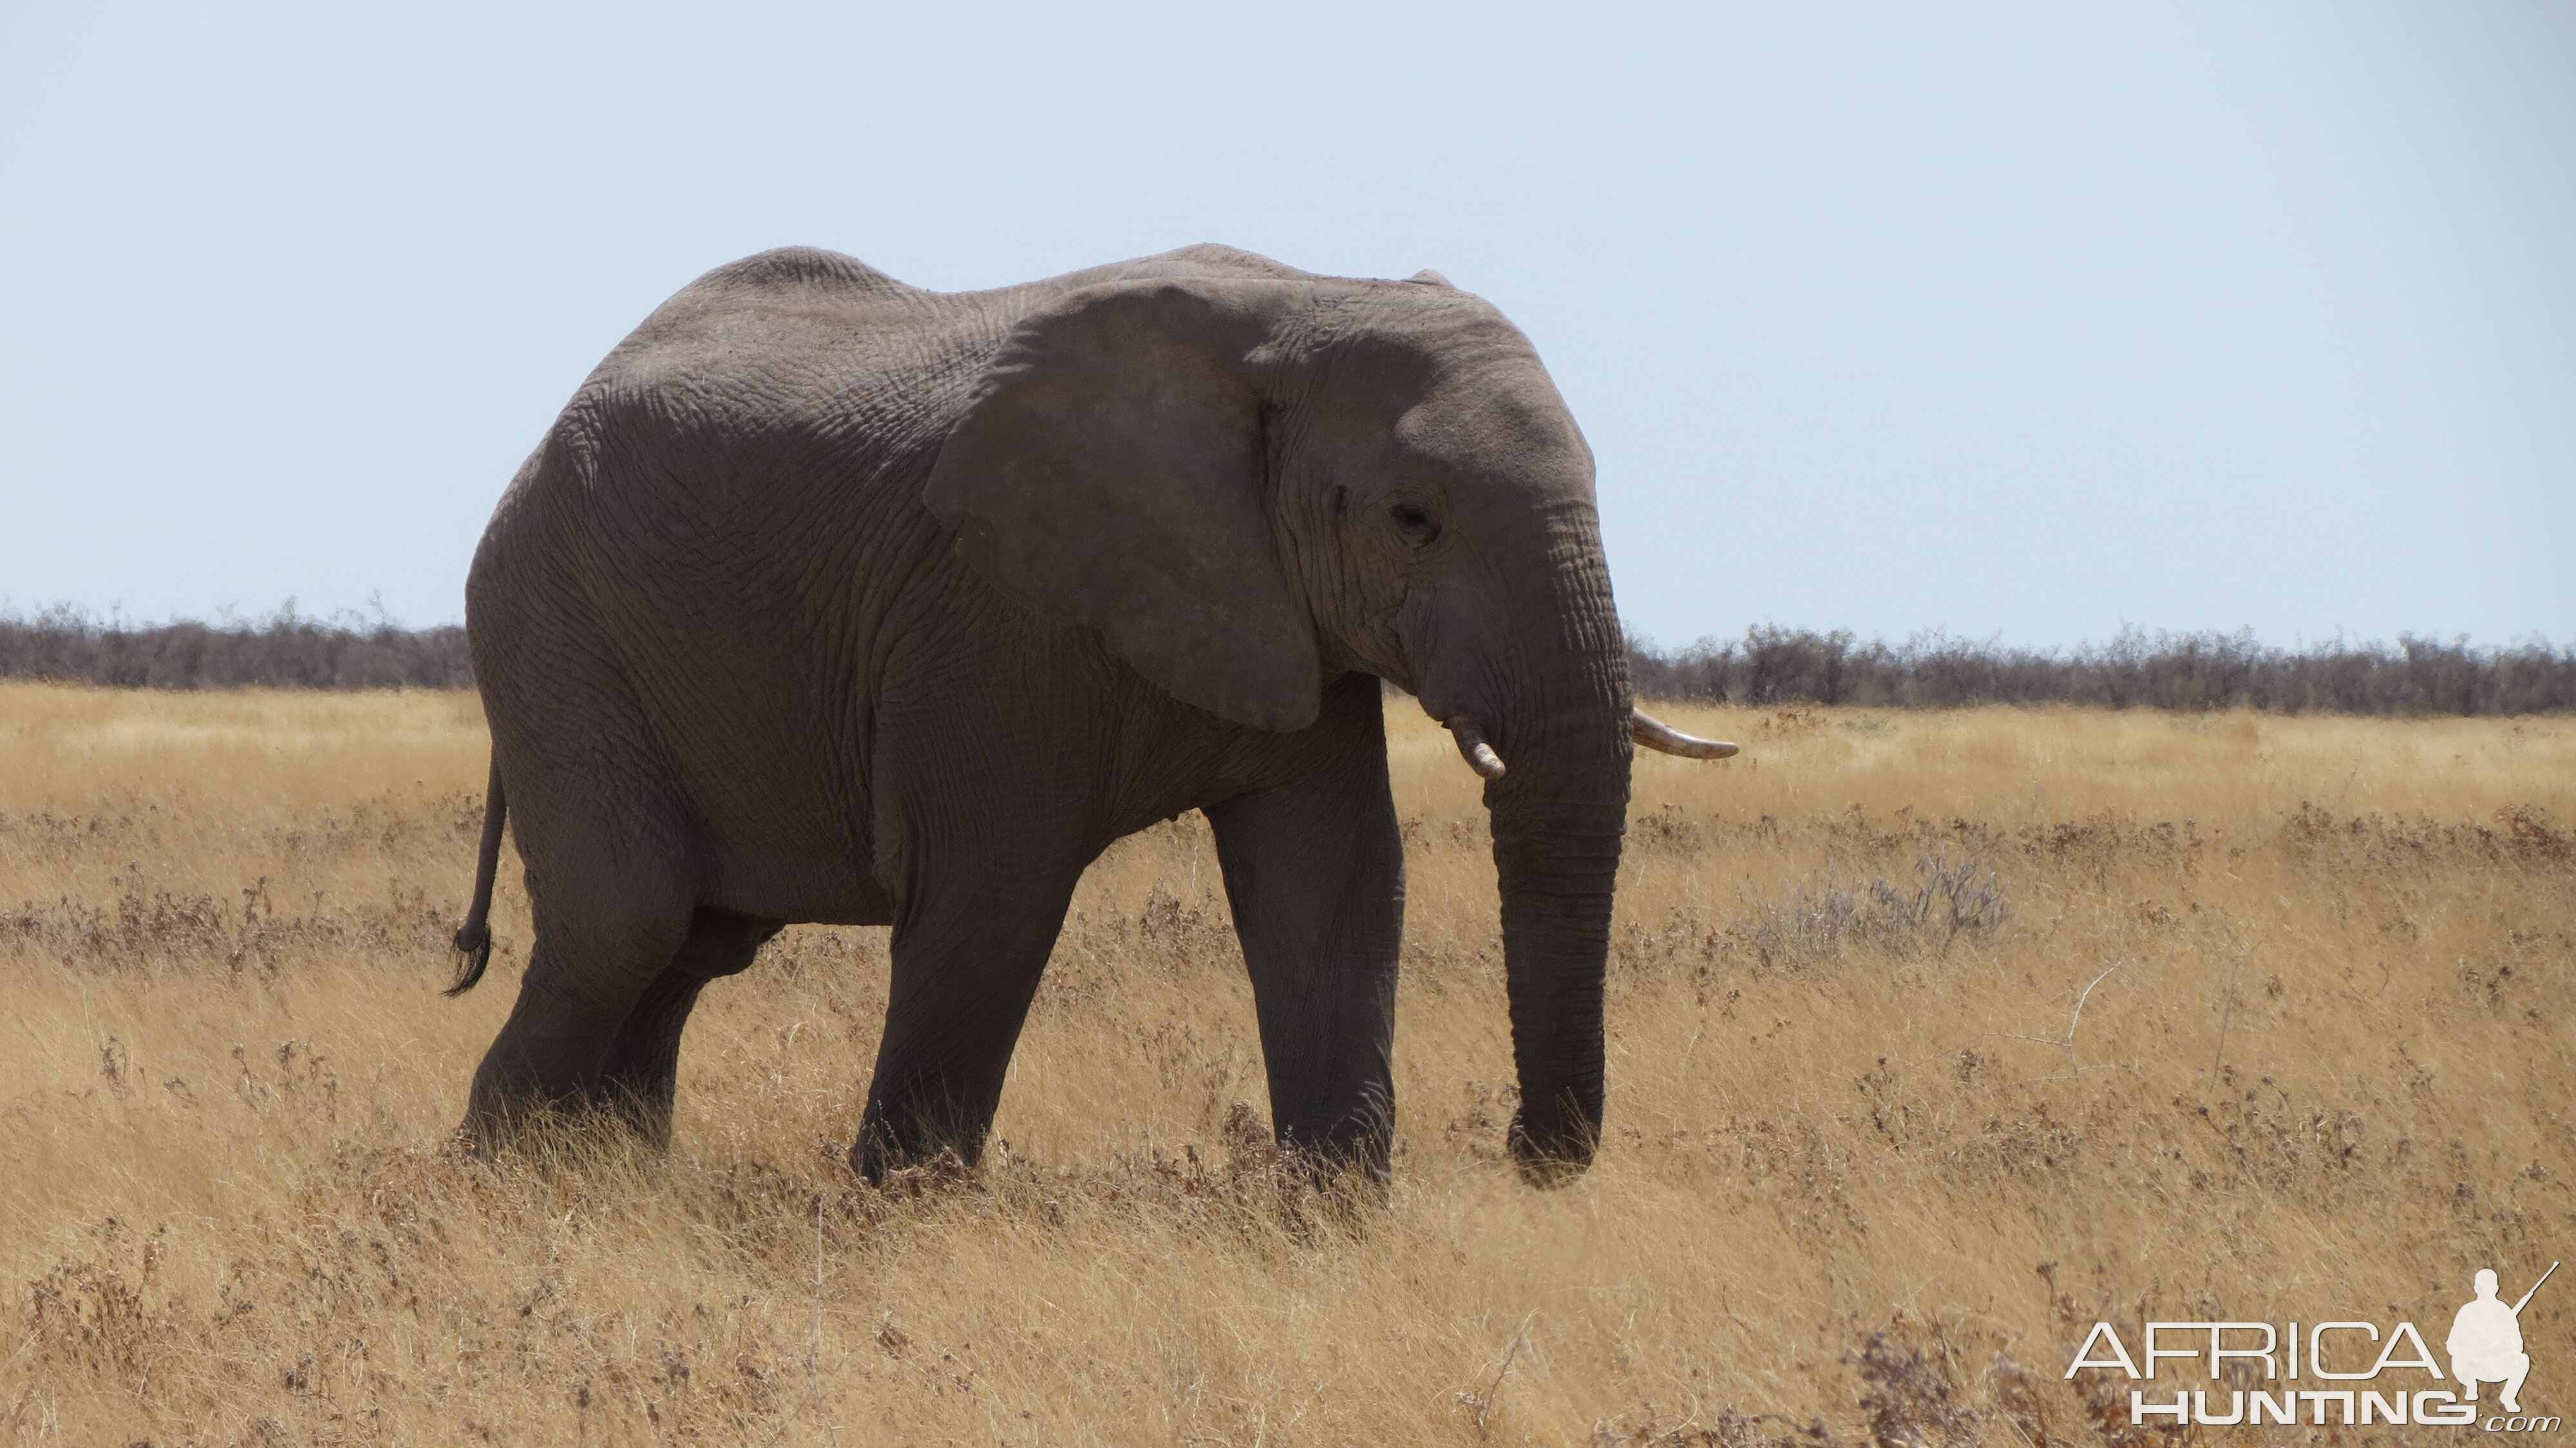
1446;716;1509;779
1631;707;1741;761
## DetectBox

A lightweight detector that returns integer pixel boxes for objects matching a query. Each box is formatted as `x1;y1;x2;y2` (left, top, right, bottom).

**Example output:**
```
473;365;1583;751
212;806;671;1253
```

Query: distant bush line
0;604;472;690
1626;625;2575;716
3;605;2567;714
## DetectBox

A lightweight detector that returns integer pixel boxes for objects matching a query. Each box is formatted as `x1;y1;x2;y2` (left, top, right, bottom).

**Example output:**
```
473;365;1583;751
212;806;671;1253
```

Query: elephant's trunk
1469;524;1633;1187
1490;777;1627;1185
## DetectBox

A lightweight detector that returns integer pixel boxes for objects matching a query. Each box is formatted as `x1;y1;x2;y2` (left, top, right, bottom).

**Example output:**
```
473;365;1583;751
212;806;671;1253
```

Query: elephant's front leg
853;868;1081;1185
1206;704;1406;1183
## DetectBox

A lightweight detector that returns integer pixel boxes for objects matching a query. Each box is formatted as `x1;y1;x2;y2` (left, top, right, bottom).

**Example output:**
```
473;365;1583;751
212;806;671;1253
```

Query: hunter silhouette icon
2452;1262;2556;1413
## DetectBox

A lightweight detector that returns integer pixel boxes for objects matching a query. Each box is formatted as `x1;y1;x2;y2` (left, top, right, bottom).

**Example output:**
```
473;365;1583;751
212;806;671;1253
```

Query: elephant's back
589;248;1003;437
477;247;1037;640
690;245;918;297
519;250;1016;558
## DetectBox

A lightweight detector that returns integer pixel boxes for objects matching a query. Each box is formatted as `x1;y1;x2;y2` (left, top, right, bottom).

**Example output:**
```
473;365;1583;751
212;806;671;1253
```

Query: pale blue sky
3;1;2568;648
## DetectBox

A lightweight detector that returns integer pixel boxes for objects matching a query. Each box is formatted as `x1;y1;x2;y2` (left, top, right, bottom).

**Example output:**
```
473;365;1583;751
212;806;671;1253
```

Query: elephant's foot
852;1141;978;1197
1507;1104;1598;1189
459;1084;674;1170
1270;1132;1392;1199
847;1096;997;1188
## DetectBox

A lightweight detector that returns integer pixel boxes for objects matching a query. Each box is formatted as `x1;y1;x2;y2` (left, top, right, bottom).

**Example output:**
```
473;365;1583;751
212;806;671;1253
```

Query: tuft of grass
1;686;2571;1443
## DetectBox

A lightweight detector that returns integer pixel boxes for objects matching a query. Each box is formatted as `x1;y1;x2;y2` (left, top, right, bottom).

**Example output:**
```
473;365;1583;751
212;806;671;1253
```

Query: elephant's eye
1389;503;1440;546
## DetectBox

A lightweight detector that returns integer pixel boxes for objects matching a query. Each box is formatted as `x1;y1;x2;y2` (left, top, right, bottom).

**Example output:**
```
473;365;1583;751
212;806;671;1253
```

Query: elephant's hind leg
596;908;782;1147
463;870;696;1149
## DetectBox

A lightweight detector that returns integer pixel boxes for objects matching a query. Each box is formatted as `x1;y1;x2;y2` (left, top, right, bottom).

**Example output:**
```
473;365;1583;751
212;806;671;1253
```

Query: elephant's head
924;256;1732;1185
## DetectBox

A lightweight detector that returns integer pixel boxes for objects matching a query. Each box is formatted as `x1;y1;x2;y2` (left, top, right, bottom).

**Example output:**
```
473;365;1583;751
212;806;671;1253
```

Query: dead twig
1471;1312;1536;1437
2003;960;2131;1081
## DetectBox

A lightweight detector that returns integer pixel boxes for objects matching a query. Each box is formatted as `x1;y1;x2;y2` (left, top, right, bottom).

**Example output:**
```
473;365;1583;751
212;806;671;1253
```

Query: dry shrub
1728;847;2012;972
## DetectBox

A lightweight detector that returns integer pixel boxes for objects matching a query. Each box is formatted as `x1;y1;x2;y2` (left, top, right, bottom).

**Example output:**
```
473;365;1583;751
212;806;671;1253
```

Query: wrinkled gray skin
453;245;1634;1188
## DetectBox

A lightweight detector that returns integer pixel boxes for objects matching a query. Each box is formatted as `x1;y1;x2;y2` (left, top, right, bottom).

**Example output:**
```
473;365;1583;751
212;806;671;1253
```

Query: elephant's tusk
1445;716;1508;779
1632;707;1739;759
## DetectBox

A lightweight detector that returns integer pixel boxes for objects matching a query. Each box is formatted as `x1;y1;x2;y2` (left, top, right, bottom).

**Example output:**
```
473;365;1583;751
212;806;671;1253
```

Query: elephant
444;243;1736;1188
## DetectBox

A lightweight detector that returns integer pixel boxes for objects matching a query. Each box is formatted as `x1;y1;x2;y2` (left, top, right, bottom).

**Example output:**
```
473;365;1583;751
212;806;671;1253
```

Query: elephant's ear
923;280;1321;732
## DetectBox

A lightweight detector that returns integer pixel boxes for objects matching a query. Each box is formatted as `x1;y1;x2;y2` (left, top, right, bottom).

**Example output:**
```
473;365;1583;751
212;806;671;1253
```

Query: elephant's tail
447;757;507;996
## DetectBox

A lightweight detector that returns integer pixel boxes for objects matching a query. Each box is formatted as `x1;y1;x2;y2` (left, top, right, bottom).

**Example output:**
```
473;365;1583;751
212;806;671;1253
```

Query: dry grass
3;683;2571;1445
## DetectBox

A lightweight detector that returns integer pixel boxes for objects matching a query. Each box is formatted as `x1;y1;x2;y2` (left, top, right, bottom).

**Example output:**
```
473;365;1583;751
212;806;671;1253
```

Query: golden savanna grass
3;683;2571;1445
